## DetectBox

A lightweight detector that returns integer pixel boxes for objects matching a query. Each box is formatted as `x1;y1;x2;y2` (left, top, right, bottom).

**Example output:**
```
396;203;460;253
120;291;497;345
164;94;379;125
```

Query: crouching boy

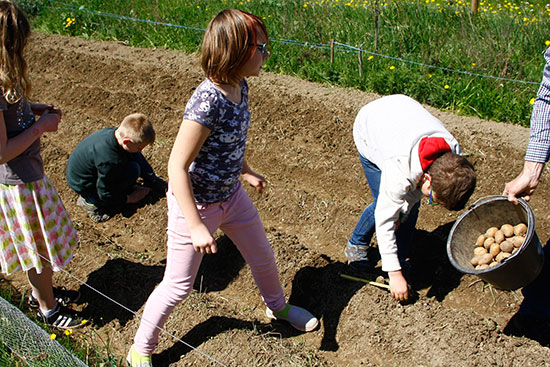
66;113;167;222
344;95;476;301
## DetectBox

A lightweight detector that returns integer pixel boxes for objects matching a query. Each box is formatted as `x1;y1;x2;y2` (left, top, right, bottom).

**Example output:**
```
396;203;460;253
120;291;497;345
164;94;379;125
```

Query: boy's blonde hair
430;152;476;211
200;8;268;86
0;1;31;103
118;113;155;145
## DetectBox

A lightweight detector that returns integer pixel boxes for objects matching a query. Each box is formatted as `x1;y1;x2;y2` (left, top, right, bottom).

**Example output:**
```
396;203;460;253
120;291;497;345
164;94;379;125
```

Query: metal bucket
446;195;544;290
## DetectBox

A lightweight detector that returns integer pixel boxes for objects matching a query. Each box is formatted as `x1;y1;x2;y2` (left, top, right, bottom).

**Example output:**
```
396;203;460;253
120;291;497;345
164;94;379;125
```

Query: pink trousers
133;183;285;354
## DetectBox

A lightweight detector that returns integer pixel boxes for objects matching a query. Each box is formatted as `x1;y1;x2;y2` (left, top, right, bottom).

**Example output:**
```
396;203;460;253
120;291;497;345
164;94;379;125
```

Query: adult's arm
504;48;550;202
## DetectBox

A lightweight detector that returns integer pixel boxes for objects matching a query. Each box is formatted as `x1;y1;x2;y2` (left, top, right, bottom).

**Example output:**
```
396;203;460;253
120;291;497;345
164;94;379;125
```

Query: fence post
374;0;379;51
330;39;334;65
358;49;362;77
471;0;479;14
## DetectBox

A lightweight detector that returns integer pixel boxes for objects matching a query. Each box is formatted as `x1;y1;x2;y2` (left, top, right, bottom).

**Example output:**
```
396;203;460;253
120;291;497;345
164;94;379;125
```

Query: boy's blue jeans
348;154;420;262
83;152;156;207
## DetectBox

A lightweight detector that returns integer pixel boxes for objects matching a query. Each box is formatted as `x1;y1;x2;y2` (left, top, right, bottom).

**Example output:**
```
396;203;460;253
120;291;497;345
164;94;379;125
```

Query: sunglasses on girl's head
252;43;268;55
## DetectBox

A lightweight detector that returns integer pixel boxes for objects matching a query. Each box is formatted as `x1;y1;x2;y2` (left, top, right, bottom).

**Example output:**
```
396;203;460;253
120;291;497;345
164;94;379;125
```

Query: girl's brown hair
200;9;268;86
0;1;31;103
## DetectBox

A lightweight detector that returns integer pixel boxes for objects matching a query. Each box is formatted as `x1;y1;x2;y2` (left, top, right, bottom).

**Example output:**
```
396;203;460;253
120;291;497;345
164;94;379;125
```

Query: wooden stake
471;0;479;14
374;0;379;51
330;39;334;65
358;49;363;77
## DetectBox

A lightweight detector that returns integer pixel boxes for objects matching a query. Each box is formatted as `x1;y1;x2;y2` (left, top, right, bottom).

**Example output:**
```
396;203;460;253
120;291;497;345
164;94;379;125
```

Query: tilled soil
3;32;550;366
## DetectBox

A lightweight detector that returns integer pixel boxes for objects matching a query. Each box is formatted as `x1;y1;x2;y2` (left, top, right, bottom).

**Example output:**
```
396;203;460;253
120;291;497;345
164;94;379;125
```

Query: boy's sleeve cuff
380;254;401;272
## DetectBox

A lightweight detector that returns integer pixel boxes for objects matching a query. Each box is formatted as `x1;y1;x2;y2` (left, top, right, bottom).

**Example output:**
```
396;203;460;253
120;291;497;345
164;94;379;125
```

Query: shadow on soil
410;221;463;301
76;221;466;358
78;258;165;326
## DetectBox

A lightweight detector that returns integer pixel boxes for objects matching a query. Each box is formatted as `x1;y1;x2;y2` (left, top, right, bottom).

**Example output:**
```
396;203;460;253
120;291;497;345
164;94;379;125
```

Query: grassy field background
23;0;550;126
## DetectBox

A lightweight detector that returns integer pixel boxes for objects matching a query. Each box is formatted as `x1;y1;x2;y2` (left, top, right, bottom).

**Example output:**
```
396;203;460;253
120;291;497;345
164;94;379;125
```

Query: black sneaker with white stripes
28;288;81;309
38;304;84;330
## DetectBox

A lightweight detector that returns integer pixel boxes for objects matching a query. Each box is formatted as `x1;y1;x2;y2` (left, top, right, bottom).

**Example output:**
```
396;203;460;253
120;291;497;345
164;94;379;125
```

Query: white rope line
22;1;540;86
23;245;228;366
335;41;541;85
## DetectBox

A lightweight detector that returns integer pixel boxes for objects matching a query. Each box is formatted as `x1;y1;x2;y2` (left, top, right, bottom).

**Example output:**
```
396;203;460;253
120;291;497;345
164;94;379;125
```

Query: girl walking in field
127;8;318;366
0;1;81;329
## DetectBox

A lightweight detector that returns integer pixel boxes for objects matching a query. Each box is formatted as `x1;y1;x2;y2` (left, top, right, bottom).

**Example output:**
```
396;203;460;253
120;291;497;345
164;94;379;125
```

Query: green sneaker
126;345;152;367
266;304;319;332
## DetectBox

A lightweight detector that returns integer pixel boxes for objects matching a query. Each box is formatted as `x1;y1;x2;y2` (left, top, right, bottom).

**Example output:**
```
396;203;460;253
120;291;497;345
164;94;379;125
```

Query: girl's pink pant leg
133;184;285;354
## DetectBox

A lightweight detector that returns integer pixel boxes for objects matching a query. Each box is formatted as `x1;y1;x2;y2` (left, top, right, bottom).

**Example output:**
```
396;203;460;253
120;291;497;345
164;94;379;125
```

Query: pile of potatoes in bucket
471;223;527;270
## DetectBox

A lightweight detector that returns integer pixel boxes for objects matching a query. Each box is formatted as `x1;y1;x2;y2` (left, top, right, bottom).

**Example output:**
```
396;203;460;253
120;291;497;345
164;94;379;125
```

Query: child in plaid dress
0;1;81;329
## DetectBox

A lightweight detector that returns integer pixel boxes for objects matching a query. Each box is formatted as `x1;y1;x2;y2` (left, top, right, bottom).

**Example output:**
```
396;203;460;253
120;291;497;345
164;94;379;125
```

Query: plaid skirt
0;176;78;275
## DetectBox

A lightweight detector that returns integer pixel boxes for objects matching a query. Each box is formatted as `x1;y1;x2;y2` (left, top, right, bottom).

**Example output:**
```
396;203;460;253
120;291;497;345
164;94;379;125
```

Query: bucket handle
467;195;529;211
467;195;506;211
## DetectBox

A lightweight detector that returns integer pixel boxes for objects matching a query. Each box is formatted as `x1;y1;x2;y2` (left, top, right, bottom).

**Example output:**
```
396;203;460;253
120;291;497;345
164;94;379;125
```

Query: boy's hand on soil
388;270;409;301
190;225;217;254
242;171;267;194
126;185;151;204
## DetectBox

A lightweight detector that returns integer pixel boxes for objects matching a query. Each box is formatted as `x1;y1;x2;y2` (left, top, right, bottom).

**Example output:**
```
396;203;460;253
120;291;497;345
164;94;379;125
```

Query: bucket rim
446;195;534;274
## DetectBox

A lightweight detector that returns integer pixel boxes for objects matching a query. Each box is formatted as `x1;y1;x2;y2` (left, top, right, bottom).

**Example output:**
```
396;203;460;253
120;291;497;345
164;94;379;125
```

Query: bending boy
344;95;476;301
66;113;167;222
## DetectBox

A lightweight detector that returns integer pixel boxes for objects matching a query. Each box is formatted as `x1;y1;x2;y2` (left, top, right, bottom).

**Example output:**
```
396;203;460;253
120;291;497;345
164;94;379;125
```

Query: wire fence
0;296;87;367
22;0;541;86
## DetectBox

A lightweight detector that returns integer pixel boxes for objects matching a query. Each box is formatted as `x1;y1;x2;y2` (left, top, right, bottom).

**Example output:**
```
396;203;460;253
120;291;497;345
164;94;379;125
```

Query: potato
496;252;512;263
500;240;514;253
501;224;514;238
473;247;488;256
486;227;499;238
476;234;487;247
471;256;480;266
512;247;519;254
514;223;527;236
489;243;501;257
483;237;495;250
494;230;505;244
511;235;525;248
475;264;489;270
478;253;494;265
489;261;499;268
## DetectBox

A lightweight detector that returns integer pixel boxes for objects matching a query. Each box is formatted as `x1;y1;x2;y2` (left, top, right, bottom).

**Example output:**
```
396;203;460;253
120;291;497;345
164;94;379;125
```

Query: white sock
40;302;59;317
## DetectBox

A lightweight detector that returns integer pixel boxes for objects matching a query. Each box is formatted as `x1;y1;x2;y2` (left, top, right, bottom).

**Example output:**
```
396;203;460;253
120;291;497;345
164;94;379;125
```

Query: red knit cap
418;136;451;171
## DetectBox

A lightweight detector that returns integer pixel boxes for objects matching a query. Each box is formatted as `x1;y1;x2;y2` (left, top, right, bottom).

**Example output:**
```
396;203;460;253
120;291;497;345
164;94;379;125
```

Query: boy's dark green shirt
66;128;134;207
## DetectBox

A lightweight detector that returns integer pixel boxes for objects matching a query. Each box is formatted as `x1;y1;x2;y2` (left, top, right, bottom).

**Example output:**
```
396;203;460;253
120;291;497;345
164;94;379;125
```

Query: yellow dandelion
546;40;550;46
428;73;432;78
50;334;56;340
530;97;536;105
472;62;476;67
64;328;73;336
81;319;88;325
368;55;374;60
390;65;395;70
444;84;450;89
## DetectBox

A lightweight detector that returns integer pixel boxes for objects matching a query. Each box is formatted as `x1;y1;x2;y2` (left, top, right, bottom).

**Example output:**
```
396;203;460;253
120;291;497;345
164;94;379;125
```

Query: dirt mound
4;32;550;366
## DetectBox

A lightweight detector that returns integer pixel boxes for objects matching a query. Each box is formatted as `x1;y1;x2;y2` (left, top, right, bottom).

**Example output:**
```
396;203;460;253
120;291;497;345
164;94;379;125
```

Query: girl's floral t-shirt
183;78;250;203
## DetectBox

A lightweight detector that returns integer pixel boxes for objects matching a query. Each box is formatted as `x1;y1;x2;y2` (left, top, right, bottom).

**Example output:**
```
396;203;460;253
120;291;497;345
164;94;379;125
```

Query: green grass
22;0;550;125
0;280;120;366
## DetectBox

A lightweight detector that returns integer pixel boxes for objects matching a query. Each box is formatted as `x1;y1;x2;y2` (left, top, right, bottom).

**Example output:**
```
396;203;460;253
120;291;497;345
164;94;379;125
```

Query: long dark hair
0;1;31;103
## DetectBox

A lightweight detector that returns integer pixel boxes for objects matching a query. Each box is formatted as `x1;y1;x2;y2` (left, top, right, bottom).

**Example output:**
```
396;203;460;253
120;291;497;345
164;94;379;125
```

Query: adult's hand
503;161;545;203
